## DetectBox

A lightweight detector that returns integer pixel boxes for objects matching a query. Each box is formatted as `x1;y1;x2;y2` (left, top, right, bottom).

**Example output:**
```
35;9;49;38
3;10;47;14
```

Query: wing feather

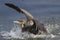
5;3;34;21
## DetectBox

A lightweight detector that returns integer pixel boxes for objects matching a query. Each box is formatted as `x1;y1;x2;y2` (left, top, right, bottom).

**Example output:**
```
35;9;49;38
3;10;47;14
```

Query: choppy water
0;0;60;40
0;17;60;40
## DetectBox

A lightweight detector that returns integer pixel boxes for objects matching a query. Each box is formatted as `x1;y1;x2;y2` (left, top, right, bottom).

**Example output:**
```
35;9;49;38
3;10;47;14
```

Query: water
0;19;60;40
0;0;60;40
0;23;55;40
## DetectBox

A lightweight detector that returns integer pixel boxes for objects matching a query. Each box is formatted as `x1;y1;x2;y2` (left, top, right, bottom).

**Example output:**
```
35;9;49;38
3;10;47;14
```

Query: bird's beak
13;21;20;24
13;21;24;28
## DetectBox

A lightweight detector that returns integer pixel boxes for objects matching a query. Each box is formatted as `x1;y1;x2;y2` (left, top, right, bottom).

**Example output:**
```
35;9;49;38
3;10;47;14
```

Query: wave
1;16;60;40
0;22;60;40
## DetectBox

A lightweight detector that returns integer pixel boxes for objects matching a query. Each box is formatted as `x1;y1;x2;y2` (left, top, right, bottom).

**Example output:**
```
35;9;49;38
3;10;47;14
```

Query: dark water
0;0;60;40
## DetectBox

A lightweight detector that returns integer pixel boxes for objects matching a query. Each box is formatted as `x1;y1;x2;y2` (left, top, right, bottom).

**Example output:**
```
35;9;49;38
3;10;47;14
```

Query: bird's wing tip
5;3;10;5
5;3;13;6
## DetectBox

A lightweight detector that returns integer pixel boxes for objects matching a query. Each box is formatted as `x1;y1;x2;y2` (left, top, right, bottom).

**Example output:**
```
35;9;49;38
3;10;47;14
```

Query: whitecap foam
0;22;60;39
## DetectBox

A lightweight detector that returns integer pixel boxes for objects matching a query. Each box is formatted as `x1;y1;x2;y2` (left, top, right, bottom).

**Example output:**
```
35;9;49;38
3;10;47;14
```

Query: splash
0;21;60;39
0;23;30;39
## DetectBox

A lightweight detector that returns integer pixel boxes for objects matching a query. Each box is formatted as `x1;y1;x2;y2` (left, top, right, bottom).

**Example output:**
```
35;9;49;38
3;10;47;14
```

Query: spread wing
5;3;34;21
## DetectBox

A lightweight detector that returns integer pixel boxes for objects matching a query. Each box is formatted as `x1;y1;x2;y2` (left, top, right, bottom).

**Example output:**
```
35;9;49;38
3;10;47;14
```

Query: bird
5;3;47;35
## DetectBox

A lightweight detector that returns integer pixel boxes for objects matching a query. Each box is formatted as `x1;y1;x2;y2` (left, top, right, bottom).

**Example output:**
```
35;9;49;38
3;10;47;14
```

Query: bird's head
13;20;25;28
